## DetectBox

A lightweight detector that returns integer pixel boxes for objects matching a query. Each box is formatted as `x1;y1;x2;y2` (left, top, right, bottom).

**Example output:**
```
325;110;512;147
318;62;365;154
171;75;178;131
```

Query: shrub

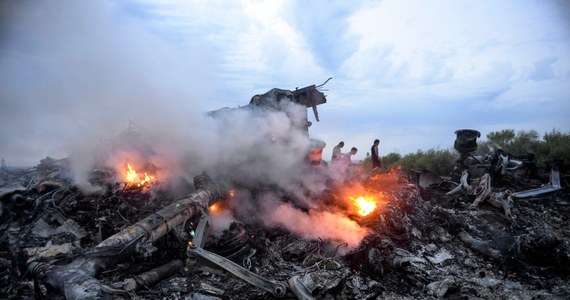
381;152;401;168
483;128;570;170
533;129;570;169
398;149;457;176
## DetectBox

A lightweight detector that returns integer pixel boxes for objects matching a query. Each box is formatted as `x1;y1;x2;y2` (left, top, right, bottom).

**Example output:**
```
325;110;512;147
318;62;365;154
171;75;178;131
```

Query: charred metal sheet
0;183;26;200
187;215;287;298
513;163;561;199
289;264;345;300
408;169;443;189
188;245;287;298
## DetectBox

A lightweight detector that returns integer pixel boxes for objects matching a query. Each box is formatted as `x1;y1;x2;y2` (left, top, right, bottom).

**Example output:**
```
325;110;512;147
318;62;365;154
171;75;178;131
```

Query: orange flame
341;166;402;217
350;195;377;217
126;164;137;183
208;203;219;213
125;163;156;187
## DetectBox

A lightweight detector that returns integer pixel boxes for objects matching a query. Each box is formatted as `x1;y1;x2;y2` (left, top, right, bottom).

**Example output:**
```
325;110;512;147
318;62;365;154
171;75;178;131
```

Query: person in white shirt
331;141;344;162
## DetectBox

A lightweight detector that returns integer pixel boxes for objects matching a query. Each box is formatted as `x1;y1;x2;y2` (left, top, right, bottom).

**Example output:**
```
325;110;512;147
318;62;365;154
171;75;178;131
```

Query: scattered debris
1;116;568;299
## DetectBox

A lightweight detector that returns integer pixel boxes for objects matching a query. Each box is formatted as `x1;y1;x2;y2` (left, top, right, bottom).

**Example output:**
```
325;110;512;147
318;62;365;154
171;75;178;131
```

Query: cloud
529;57;558;81
143;0;328;98
283;0;363;73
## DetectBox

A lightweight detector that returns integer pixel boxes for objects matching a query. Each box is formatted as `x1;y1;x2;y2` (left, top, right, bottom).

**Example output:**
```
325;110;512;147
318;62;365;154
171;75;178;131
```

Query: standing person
371;139;381;170
331;141;344;162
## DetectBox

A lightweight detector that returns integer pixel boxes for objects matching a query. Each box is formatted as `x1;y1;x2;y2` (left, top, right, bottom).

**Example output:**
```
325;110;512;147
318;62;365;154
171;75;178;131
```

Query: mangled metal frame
29;175;229;299
186;215;288;297
446;170;513;219
207;78;329;134
414;129;564;219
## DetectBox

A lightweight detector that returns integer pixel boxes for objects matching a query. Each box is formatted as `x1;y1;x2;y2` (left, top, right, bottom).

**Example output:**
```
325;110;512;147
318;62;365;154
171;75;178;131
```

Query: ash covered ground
1;159;568;300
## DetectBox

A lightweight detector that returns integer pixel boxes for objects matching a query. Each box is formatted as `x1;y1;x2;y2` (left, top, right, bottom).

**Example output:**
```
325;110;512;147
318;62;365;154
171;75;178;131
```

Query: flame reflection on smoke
264;202;370;248
209;202;237;235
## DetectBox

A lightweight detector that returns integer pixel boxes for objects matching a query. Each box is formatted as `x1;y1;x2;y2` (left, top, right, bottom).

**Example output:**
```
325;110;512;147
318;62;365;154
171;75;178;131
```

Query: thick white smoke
0;0;370;248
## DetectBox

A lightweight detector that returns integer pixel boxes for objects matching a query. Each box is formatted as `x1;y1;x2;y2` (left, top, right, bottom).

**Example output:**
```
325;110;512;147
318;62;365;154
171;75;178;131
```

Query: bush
483;128;570;170
533;129;570;170
381;152;401;168
484;129;540;155
398;149;457;176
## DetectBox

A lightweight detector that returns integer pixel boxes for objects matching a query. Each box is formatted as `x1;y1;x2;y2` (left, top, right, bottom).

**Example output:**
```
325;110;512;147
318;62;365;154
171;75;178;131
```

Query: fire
125;163;156;187
208;201;230;216
350;196;377;217
209;203;219;213
126;164;137;183
340;166;402;218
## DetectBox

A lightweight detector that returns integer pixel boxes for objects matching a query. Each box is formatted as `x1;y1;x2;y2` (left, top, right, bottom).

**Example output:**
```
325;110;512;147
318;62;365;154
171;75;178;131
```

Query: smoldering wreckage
1;83;569;300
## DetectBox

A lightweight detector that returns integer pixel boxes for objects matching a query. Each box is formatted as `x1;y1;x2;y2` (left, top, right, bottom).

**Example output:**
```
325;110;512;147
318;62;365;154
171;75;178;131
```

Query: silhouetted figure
371;139;381;170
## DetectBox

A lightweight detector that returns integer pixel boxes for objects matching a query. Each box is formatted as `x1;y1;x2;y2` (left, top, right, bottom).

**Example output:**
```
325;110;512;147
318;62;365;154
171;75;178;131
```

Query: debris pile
1;157;568;299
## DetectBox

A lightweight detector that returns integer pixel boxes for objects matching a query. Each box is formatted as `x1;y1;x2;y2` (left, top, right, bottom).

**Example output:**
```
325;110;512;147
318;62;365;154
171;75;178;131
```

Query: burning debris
1;90;569;299
125;163;156;188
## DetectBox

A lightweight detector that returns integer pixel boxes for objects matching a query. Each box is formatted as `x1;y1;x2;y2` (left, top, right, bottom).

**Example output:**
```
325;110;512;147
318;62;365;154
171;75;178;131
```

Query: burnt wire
292;239;347;276
333;243;349;258
24;189;59;223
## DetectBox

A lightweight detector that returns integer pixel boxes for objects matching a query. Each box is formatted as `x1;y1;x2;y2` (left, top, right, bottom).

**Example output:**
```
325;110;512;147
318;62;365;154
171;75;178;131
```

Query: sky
1;0;570;167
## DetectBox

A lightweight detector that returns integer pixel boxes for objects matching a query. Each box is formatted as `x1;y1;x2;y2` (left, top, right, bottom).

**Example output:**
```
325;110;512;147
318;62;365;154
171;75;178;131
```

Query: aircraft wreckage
1;84;569;299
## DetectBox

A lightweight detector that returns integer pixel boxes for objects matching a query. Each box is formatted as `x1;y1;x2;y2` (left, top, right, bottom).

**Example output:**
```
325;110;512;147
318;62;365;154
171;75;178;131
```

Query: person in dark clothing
371;139;381;170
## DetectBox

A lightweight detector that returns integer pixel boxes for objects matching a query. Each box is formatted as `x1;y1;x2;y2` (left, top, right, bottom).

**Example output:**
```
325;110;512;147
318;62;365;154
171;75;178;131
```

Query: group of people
331;139;381;171
331;141;355;163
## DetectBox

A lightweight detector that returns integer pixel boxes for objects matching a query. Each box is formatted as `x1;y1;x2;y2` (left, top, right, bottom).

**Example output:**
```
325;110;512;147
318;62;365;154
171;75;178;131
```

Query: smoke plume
0;0;370;248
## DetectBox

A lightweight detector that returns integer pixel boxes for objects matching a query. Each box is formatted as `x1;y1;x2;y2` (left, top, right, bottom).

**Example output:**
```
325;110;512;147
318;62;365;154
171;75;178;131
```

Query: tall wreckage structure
1;80;569;299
